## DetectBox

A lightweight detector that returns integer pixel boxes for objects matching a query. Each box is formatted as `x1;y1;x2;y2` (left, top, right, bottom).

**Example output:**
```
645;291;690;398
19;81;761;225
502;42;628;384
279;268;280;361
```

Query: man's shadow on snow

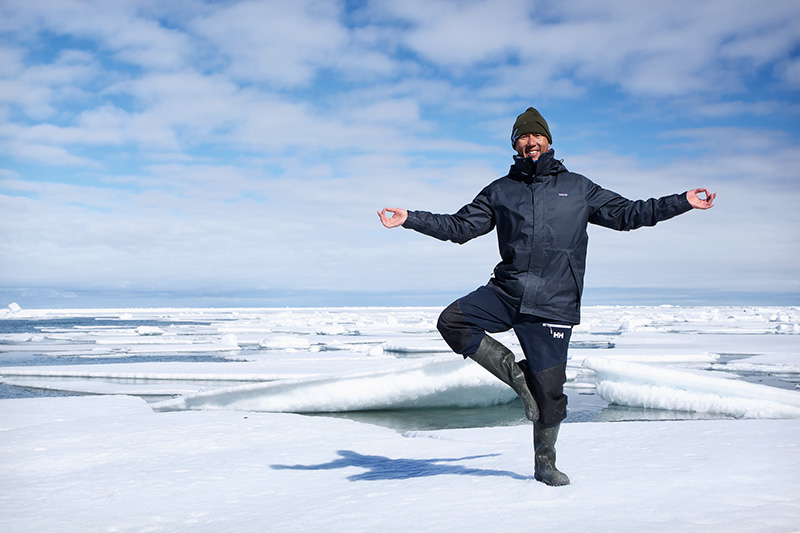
271;450;528;481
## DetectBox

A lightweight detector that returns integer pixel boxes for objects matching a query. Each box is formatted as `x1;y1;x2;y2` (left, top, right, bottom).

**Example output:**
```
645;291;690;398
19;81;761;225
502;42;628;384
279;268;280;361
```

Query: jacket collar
509;149;563;182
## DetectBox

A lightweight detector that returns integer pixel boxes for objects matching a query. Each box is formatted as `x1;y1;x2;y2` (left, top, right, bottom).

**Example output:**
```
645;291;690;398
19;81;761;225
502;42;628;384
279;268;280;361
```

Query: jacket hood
509;149;565;181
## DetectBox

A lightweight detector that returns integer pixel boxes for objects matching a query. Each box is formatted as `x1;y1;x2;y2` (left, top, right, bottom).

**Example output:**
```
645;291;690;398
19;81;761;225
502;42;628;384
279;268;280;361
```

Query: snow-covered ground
1;304;799;531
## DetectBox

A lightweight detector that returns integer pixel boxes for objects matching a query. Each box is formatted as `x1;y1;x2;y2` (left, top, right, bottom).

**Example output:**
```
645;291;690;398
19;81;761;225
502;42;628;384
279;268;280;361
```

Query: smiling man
378;107;715;486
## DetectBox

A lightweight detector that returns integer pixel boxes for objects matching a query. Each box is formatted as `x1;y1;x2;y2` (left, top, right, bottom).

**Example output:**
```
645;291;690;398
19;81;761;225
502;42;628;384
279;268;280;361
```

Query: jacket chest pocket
543;191;587;250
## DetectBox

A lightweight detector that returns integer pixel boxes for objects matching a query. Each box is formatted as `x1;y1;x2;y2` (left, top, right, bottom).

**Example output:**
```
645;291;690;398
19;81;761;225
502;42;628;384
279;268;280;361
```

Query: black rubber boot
468;335;539;421
533;422;570;486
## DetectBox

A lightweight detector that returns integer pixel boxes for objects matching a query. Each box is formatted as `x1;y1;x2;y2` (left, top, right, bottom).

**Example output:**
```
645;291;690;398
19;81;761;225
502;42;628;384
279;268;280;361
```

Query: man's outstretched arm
588;184;717;231
378;192;494;244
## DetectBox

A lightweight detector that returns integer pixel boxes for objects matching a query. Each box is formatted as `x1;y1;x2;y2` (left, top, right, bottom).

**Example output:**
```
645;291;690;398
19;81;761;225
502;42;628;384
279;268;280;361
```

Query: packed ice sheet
1;304;799;418
1;395;798;532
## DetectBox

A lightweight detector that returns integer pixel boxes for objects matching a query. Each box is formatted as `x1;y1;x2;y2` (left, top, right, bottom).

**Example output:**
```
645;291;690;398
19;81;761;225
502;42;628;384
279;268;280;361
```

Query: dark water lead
0;352;240;368
0;379;731;431
305;389;743;432
0;317;215;335
0;382;81;400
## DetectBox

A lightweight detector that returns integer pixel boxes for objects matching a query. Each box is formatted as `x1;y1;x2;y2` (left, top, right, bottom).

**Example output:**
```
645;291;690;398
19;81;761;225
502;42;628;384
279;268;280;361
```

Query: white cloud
1;0;195;70
777;57;800;88
0;46;97;120
191;0;350;87
373;0;531;67
372;0;800;99
1;140;99;167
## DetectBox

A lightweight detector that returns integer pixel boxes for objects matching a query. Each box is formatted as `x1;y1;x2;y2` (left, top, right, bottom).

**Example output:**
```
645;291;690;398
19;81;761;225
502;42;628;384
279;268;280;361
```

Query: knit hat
511;107;552;147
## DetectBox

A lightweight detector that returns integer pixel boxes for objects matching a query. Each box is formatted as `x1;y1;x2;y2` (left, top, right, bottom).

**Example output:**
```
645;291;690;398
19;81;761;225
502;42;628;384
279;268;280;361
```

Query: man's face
514;133;551;160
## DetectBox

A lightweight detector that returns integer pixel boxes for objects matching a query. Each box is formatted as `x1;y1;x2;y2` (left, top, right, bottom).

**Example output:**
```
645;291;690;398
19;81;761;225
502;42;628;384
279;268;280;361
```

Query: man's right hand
378;207;408;228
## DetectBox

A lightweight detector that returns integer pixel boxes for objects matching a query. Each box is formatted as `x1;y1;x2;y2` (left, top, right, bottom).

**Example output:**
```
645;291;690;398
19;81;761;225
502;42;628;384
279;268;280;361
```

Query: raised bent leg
469;335;539;421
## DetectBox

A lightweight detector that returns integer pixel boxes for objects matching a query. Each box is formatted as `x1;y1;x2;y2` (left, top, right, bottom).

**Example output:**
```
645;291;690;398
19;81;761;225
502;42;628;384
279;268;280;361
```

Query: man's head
511;107;552;160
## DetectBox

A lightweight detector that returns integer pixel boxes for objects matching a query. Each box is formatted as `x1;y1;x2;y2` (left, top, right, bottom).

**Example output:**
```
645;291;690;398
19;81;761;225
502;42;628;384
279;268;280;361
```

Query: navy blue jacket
403;149;693;324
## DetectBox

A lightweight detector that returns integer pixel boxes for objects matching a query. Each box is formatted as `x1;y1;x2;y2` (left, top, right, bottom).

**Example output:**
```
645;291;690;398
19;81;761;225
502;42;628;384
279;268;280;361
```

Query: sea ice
1;305;798;417
0;395;798;532
135;326;164;336
584;356;800;418
153;357;514;413
1;305;799;532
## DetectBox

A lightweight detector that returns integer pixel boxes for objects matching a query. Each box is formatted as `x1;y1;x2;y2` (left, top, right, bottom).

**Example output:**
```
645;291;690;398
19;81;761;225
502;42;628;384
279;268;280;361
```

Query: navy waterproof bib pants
437;285;572;426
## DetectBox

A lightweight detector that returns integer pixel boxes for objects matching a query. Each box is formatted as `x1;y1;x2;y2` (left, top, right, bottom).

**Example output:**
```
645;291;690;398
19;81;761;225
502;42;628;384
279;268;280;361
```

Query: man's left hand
687;188;716;210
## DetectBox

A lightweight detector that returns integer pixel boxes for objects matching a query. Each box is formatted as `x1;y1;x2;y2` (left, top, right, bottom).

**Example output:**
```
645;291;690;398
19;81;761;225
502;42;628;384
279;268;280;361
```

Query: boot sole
534;473;570;486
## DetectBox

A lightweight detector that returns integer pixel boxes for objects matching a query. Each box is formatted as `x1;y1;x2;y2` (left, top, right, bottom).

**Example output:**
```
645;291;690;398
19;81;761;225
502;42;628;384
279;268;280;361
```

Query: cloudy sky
1;0;799;308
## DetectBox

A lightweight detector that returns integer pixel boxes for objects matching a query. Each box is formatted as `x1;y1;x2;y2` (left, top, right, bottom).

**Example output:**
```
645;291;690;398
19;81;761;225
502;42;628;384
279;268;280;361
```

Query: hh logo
544;323;571;340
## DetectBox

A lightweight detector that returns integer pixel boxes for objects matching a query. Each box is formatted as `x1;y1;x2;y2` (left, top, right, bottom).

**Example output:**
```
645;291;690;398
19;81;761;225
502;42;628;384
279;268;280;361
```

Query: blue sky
1;0;799;308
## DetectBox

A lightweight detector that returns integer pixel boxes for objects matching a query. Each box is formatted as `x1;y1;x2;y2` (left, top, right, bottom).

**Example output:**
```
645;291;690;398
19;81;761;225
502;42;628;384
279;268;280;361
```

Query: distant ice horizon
3;286;799;310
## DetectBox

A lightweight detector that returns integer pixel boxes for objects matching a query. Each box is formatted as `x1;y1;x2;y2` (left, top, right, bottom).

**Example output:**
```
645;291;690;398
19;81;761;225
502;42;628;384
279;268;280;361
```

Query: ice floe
153;357;512;413
584;356;800;418
0;305;798;420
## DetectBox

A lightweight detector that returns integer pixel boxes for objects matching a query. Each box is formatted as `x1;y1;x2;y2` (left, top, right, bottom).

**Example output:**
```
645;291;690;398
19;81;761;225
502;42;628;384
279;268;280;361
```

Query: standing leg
437;287;539;421
533;421;570;486
514;320;572;484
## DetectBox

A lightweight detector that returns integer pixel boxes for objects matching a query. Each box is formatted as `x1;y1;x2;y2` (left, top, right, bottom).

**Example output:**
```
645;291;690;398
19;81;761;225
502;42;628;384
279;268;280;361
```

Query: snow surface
1;396;798;532
1;304;799;531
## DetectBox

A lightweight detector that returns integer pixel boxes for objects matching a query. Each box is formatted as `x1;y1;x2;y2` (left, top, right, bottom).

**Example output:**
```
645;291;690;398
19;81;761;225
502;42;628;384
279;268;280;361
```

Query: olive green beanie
511;107;552;147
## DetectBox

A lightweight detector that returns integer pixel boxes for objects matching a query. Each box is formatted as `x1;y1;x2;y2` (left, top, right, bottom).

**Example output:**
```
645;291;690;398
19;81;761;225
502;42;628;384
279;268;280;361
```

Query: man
378;107;716;486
